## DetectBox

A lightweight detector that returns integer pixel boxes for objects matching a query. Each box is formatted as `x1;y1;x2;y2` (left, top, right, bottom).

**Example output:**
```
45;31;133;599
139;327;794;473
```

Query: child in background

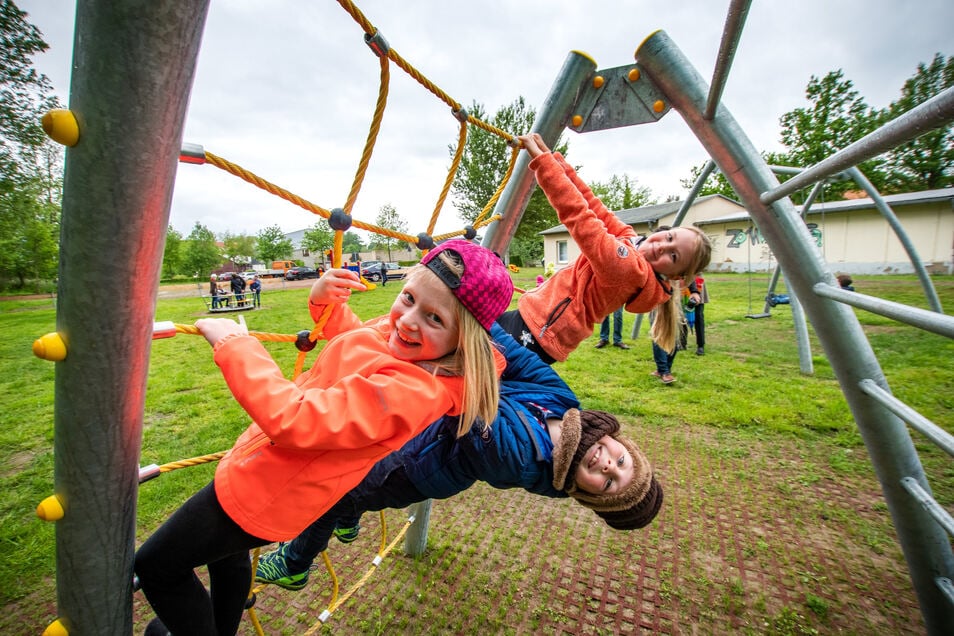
497;133;711;364
136;240;514;636
255;324;663;591
249;274;262;307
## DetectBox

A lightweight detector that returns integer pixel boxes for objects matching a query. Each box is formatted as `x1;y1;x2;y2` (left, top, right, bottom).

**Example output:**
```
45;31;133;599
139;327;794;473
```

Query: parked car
284;266;322;281
239;271;258;282
359;261;384;281
360;262;407;282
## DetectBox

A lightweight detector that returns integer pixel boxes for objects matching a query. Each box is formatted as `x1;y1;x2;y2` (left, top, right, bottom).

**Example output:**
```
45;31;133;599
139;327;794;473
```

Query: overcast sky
20;1;953;241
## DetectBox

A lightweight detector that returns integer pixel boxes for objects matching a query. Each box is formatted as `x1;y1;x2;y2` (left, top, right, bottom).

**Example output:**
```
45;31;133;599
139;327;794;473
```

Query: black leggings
134;481;268;635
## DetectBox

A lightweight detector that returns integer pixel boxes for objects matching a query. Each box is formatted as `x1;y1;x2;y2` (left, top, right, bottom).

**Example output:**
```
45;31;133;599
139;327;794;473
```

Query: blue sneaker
333;522;361;544
255;543;309;591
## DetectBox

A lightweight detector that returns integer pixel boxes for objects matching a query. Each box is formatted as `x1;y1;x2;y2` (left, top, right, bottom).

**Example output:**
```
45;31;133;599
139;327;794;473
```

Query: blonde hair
649;227;712;352
406;254;500;438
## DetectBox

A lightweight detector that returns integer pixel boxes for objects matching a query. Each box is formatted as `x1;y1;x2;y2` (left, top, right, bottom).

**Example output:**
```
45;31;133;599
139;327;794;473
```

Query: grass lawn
1;270;951;634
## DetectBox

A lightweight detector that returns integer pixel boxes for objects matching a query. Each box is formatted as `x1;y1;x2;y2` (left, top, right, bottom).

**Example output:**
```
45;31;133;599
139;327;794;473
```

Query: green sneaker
333;522;361;544
255;543;309;591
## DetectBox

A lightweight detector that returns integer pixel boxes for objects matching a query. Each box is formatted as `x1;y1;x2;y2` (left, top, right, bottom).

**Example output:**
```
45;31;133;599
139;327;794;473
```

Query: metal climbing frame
486;24;954;636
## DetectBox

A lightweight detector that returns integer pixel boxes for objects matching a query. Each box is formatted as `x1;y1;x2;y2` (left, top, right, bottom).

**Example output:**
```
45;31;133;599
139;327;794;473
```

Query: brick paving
122;418;925;635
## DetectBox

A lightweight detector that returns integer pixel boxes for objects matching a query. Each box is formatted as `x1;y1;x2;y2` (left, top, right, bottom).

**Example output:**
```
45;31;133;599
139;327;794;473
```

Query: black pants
694;303;706;348
135;482;268;635
282;453;432;572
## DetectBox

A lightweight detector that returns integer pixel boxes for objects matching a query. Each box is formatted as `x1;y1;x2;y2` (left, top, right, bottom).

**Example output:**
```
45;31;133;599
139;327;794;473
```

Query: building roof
696;187;954;225
539;194;738;235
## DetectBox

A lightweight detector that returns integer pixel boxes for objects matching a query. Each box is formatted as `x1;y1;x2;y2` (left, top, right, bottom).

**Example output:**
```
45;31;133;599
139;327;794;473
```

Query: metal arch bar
705;0;753;120
636;31;954;633
760;86;954;204
812;283;954;338
859;380;954;457
842;167;943;314
673;159;716;227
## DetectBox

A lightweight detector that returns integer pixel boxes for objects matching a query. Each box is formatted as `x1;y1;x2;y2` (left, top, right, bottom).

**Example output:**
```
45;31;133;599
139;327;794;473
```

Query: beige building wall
701;197;953;274
540;189;953;275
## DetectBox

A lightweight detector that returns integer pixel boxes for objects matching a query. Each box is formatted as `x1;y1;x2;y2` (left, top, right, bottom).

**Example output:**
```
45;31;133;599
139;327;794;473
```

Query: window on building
557;240;568;264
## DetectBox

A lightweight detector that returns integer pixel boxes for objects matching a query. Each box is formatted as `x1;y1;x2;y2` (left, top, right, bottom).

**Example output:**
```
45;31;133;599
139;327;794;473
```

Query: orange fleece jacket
517;152;672;361
212;302;505;541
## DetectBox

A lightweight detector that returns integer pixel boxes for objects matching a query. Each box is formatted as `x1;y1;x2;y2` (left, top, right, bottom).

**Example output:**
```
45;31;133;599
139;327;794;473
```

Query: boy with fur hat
256;324;662;591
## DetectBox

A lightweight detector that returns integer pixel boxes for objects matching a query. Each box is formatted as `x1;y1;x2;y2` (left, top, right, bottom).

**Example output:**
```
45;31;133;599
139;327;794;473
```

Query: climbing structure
35;1;954;635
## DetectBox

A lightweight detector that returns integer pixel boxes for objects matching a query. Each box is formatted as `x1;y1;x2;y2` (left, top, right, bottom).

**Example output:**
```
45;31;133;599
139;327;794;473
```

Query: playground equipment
32;0;954;634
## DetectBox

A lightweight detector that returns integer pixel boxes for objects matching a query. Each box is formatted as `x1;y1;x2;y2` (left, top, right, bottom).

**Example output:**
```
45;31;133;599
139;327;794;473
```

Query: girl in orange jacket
136;240;513;636
496;133;711;363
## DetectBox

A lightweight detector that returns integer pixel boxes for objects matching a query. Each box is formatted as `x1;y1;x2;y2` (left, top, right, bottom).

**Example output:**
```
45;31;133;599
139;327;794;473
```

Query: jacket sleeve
529;153;650;287
213;332;456;452
553;153;637;241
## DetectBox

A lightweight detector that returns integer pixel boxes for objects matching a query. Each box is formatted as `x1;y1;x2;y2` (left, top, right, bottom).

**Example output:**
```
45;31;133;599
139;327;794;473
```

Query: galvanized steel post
51;1;210;633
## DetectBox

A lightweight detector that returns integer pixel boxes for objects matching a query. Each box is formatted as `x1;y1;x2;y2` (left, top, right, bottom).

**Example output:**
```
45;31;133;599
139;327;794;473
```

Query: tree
0;1;64;289
589;174;655;211
370;204;408;261
181;222;221;277
222;231;256;269
161;226;183;278
340;231;366;259
301;219;335;266
451;97;565;262
880;53;954;192
778;70;882;198
255;224;293;263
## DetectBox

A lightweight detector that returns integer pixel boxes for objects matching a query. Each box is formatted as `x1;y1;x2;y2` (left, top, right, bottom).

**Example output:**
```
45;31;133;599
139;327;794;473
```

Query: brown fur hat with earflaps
552;409;663;530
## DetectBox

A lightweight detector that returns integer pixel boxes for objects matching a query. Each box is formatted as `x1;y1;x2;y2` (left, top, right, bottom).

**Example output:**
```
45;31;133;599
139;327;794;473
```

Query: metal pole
404;500;432;557
784;273;813;375
482;51;597;255
704;0;752;120
636;30;954;633
843;167;943;313
52;2;210;633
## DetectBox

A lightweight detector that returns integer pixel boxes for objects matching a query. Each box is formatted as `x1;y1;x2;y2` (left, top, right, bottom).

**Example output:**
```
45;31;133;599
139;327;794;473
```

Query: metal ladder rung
901;477;954;538
859;380;954;457
812;283;954;338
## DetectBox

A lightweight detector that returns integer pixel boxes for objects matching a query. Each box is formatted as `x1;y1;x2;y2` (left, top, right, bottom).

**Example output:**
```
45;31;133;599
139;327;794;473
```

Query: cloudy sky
21;1;953;241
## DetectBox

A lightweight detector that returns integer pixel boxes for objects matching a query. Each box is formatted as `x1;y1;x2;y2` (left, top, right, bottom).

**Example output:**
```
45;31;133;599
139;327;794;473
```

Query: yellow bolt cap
42;619;69;636
592;75;604;89
653;100;665;113
37;495;65;521
41;109;80;147
33;332;67;361
571;114;583;127
628;68;641;82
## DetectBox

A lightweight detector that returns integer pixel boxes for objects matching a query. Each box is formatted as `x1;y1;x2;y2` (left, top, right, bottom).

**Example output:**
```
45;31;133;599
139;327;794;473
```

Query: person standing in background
690;276;707;355
595;306;629;350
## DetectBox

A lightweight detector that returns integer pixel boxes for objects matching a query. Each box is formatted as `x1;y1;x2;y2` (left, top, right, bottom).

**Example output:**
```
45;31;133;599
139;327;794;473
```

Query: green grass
1;271;952;632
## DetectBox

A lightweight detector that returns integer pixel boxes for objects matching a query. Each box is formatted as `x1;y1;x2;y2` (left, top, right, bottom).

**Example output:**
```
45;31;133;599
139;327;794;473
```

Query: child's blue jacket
399;323;580;499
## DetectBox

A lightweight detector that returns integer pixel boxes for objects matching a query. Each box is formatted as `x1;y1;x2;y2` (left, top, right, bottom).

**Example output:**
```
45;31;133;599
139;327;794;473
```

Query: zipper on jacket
538;297;571;338
240;432;273;457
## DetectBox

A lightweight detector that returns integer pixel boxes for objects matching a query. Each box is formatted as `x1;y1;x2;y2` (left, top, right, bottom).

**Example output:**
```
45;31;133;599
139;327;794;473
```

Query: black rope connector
295;330;317;352
452;107;469;123
416;233;435;250
463;225;477;240
328;208;353;232
244;592;257;609
364;30;390;58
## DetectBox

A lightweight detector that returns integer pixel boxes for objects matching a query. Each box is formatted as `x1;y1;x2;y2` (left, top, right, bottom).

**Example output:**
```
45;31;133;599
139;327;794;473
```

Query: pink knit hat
421;240;514;331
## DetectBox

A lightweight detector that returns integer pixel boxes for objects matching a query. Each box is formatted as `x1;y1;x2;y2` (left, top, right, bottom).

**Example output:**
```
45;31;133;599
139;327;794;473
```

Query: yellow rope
344;54;390;216
203;152;421;245
426;120;468;237
157;451;227;473
301;513;416;634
